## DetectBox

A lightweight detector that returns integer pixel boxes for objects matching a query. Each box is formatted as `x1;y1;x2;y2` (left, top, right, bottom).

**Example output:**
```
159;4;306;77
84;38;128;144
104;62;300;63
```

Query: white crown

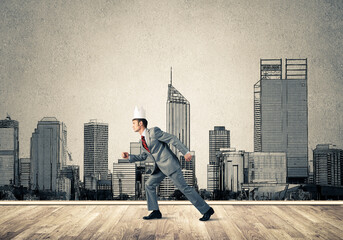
133;106;146;119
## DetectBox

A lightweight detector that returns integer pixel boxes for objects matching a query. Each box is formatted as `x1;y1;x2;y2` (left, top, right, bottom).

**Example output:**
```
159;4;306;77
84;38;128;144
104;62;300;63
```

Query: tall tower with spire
159;68;196;198
166;67;190;155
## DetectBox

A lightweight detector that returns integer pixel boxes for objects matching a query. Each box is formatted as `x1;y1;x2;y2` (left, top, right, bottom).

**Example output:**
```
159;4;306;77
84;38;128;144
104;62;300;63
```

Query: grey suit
129;127;210;214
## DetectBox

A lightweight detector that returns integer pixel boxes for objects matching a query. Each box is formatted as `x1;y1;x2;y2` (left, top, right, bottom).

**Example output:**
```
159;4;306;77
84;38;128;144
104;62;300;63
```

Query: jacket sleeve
129;152;148;163
153;127;189;155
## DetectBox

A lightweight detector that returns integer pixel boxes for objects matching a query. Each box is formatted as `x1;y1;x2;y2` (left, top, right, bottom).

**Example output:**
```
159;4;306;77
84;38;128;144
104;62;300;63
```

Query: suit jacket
129;127;189;176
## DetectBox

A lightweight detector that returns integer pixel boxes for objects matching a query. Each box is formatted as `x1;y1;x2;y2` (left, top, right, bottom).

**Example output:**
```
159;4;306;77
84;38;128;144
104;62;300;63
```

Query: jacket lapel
145;128;151;148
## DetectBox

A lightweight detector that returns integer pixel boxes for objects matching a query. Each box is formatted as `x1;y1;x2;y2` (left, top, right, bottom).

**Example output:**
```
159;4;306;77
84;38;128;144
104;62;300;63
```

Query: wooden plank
138;220;158;240
254;223;293;240
307;205;343;231
75;206;118;239
109;205;144;240
238;205;300;239
185;205;212;240
114;205;147;240
276;206;342;239
10;206;66;239
0;206;29;225
262;206;305;238
0;206;61;239
243;205;281;230
214;205;245;239
319;205;343;220
272;205;320;239
291;206;321;223
268;229;298;240
313;222;343;240
154;205;175;240
292;206;342;239
223;205;265;239
0;206;37;226
90;205;129;239
50;205;98;238
171;205;195;240
13;224;58;240
14;205;90;239
205;211;230;240
247;205;305;238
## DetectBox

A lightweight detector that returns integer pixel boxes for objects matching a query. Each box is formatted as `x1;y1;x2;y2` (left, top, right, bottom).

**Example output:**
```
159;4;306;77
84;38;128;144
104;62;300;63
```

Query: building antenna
170;67;172;85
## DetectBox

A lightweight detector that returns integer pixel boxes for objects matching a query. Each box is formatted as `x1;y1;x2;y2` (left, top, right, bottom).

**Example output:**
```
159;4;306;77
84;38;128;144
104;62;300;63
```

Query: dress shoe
143;210;162;220
199;207;214;221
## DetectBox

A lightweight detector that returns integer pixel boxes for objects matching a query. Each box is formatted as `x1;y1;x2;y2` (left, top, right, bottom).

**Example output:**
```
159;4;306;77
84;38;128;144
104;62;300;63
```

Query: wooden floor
0;204;342;239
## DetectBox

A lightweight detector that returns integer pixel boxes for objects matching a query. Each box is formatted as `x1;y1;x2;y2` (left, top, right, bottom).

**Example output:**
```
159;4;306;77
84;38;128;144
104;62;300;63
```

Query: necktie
141;136;150;153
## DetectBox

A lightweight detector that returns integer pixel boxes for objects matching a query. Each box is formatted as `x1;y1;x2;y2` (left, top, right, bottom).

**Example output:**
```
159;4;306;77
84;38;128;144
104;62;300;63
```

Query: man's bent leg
145;171;166;211
169;168;210;214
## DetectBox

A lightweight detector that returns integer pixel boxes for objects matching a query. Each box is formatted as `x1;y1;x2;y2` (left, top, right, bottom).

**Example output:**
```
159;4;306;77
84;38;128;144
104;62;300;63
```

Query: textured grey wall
1;0;342;188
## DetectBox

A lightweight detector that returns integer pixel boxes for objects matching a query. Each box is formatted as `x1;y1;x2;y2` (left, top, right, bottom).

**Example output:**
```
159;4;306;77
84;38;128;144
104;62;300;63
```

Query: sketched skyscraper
30;117;67;191
254;59;308;183
112;161;136;199
160;69;193;197
19;158;31;188
209;126;230;165
313;144;343;186
207;126;230;192
0;117;19;186
84;120;108;189
166;69;190;155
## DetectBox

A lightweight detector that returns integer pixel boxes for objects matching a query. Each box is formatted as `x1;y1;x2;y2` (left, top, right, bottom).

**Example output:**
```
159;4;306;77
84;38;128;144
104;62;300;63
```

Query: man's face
132;120;141;132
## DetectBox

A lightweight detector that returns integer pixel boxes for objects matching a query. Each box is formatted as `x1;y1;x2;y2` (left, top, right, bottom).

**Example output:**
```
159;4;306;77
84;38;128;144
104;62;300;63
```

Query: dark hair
138;119;148;128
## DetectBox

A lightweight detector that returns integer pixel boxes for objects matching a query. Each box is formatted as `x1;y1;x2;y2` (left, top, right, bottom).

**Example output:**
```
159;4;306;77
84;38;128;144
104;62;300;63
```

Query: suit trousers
145;168;210;215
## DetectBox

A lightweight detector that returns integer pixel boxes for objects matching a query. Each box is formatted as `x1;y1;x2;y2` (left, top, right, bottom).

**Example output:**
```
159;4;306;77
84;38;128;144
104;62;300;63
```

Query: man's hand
122;152;129;159
184;152;192;162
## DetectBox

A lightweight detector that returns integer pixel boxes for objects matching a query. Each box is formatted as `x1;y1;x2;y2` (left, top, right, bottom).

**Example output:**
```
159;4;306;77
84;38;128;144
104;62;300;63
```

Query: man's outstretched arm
122;152;148;163
153;127;192;161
